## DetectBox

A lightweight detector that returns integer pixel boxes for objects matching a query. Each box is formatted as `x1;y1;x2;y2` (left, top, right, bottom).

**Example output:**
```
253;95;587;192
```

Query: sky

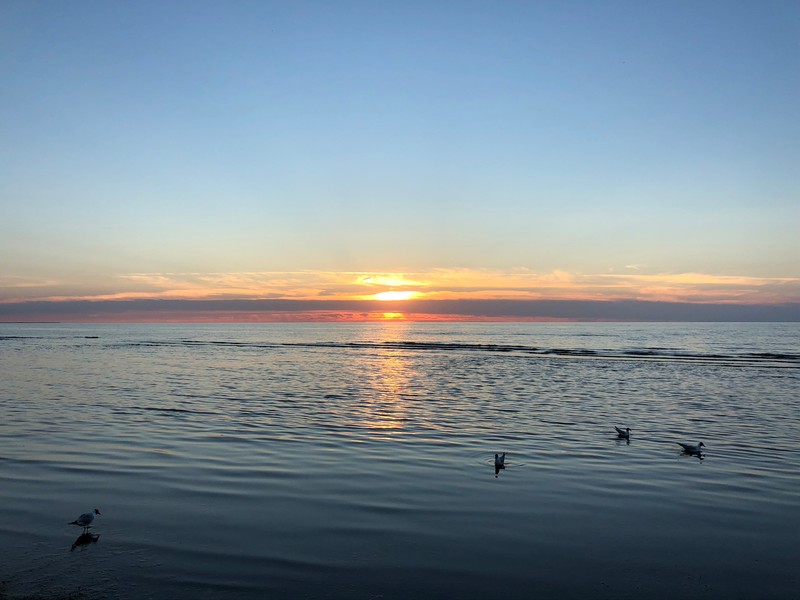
1;0;799;322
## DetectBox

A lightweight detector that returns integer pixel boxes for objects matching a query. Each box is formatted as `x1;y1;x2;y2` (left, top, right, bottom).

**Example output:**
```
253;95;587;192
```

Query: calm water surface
1;322;799;599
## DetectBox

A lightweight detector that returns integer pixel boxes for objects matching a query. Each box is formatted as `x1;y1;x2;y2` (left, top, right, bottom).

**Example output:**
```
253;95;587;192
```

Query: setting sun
373;291;418;301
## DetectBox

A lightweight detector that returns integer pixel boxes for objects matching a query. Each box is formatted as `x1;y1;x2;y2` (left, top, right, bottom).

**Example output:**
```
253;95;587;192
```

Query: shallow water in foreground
1;322;799;599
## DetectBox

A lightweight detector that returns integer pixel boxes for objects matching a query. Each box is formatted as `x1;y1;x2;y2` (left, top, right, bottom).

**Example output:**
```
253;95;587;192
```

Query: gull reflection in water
71;532;100;551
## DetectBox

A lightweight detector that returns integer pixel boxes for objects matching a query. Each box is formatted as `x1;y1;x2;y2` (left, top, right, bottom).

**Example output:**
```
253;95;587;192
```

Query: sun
373;290;418;301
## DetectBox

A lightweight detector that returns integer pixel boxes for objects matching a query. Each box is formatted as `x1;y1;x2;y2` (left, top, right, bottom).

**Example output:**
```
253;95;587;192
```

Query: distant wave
110;339;800;368
110;405;219;417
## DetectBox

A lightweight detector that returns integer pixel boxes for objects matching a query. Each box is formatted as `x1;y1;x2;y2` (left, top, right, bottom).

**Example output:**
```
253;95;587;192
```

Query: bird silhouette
69;508;100;532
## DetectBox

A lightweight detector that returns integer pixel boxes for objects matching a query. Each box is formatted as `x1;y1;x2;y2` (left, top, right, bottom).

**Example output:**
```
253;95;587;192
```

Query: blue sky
1;1;798;320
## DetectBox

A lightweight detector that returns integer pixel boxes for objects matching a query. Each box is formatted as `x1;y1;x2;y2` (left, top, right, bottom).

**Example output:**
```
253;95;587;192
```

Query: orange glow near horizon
381;312;405;320
0;309;576;323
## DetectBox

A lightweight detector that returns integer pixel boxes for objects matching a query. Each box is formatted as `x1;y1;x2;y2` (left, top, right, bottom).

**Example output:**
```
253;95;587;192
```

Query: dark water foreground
1;323;798;599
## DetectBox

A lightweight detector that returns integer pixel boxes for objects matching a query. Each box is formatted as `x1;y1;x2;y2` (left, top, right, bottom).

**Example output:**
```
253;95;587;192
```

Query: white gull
677;442;705;454
69;508;100;532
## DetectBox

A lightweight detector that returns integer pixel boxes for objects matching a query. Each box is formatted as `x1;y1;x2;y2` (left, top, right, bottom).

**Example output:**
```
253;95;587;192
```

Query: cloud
2;269;799;311
0;275;61;289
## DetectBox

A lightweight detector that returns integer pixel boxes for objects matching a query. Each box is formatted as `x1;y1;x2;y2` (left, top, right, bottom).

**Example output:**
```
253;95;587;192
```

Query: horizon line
1;298;798;323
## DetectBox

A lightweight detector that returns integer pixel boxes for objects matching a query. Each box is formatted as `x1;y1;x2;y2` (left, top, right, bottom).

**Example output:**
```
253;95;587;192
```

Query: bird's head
699;442;705;448
94;508;101;515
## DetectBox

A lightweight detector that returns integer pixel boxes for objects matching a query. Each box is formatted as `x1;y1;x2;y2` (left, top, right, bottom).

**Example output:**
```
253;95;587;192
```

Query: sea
1;322;798;599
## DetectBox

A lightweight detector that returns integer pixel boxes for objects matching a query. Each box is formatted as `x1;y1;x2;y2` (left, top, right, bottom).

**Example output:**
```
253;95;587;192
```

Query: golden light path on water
355;322;416;433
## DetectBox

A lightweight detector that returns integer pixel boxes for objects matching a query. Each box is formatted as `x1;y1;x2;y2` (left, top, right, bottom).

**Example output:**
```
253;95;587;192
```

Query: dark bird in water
615;426;631;439
494;452;506;477
69;508;100;532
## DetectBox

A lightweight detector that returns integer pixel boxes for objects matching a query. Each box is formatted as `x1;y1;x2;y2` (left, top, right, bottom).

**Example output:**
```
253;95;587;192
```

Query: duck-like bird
677;442;705;454
494;452;506;477
69;508;101;532
615;426;631;439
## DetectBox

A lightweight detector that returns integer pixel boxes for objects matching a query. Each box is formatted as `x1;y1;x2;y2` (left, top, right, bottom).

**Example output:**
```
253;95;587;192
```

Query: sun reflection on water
355;322;418;434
